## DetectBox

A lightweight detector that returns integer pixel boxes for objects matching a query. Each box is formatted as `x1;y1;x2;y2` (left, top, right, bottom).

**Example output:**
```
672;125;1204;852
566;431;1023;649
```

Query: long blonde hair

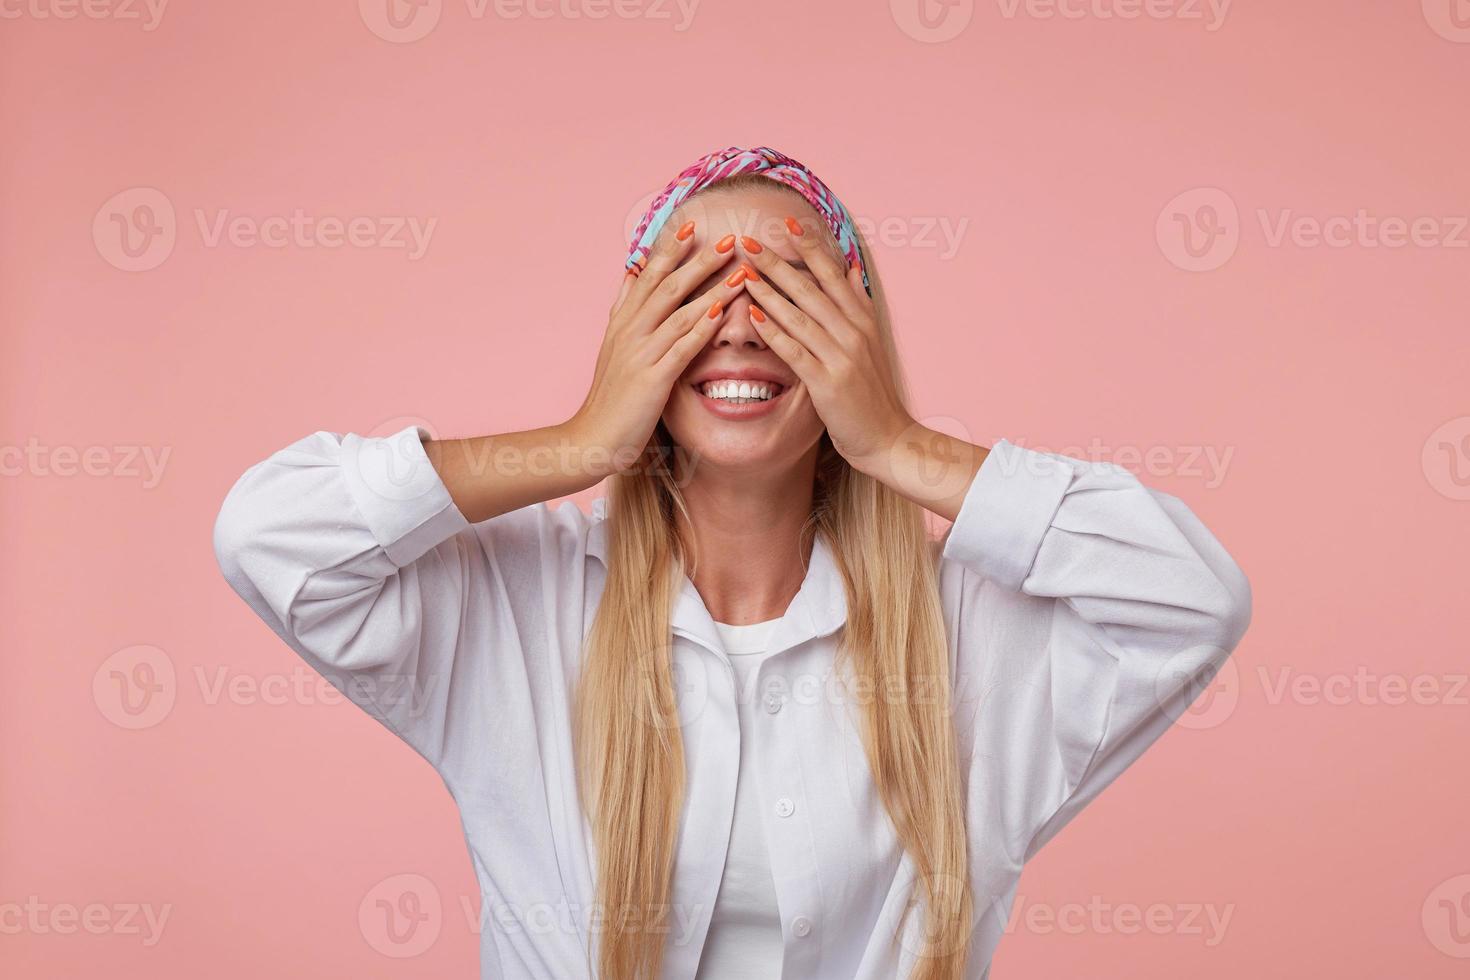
576;177;972;978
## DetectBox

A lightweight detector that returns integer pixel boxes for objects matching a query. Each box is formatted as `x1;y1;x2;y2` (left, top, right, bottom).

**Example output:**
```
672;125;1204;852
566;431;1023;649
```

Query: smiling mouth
693;379;789;405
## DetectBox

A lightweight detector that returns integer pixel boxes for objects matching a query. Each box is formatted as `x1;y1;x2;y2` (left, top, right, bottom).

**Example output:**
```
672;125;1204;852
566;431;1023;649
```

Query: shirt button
774;797;795;818
792;915;813;938
763;693;784;714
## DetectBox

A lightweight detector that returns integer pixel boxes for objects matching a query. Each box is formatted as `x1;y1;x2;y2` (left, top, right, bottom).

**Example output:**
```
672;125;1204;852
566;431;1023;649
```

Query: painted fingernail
707;300;723;319
749;305;767;323
676;221;696;241
628;266;640;277
715;234;737;253
740;263;760;282
725;268;747;287
784;217;804;237
740;236;763;254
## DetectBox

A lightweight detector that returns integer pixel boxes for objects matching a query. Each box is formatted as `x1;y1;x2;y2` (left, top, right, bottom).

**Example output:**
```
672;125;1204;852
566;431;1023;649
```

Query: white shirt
696;618;785;979
213;427;1251;979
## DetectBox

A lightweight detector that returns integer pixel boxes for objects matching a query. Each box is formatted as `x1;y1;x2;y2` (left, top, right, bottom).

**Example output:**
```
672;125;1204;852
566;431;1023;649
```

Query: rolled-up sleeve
943;439;1252;857
212;425;476;759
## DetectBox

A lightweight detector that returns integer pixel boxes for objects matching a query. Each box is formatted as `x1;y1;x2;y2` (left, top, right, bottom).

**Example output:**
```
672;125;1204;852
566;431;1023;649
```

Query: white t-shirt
694;617;785;979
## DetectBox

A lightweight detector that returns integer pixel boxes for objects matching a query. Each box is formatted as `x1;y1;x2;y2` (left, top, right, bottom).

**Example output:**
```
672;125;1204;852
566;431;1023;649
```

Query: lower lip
692;384;788;420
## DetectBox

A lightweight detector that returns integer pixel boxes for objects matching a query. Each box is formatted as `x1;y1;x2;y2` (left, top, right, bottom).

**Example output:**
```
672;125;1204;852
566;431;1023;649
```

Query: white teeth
700;379;778;403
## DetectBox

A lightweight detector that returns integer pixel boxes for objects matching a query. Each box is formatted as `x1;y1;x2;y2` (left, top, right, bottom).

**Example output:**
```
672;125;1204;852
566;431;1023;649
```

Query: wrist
557;413;643;482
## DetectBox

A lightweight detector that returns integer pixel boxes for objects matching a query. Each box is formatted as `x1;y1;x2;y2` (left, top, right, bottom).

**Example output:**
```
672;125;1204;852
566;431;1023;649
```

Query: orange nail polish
628;266;640;277
725;268;747;287
749;305;767;323
740;236;763;254
784;217;804;237
676;221;696;241
715;234;736;253
740;263;760;282
707;300;723;319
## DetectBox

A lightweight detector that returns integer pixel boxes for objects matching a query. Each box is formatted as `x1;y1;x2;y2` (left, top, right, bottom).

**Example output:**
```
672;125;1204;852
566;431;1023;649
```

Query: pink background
3;0;1468;976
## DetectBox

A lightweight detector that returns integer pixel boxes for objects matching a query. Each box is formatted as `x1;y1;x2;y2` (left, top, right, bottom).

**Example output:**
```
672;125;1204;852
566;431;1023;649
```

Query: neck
675;451;818;626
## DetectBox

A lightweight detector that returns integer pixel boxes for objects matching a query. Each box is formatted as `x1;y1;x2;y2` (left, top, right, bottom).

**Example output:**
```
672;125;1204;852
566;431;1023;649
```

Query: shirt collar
586;496;847;656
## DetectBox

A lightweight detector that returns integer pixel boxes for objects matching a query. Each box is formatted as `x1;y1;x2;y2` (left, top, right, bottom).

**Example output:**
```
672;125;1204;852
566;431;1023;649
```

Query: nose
710;294;767;351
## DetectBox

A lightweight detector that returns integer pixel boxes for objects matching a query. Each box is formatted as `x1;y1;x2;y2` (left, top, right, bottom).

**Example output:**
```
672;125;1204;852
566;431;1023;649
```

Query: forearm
424;419;625;524
852;423;989;524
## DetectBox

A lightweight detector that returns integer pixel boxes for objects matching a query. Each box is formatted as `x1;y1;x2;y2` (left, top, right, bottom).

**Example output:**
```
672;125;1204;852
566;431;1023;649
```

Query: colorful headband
625;146;870;294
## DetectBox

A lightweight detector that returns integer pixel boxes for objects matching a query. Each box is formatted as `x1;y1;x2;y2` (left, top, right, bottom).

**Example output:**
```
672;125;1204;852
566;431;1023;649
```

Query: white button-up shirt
213;427;1251;979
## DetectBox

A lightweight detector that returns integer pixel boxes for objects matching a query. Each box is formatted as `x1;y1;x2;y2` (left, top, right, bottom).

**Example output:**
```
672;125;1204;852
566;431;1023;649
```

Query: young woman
214;147;1251;980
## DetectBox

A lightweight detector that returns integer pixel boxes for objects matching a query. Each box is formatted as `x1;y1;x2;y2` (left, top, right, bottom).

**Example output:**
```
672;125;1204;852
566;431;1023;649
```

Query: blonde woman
214;147;1251;979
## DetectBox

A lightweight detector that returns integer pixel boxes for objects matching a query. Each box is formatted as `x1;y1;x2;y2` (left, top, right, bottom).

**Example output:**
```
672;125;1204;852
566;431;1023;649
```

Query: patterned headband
625;145;870;293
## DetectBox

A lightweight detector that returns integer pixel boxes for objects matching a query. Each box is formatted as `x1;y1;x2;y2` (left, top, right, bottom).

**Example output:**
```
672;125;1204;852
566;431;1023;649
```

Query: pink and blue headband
625;146;870;293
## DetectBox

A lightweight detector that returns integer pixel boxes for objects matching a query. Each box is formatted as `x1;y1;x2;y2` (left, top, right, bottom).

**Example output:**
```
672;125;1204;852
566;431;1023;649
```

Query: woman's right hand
567;222;749;473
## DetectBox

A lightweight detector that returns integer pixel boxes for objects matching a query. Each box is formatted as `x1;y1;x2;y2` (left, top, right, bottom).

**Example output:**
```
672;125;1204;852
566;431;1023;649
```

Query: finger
629;227;741;334
784;216;872;327
846;260;877;317
738;231;861;350
649;267;750;363
620;218;699;321
610;269;638;317
744;303;820;386
743;276;845;364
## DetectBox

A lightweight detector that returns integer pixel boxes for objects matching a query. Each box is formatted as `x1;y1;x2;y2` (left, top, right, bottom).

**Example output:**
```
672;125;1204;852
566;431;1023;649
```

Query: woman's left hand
737;220;913;473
